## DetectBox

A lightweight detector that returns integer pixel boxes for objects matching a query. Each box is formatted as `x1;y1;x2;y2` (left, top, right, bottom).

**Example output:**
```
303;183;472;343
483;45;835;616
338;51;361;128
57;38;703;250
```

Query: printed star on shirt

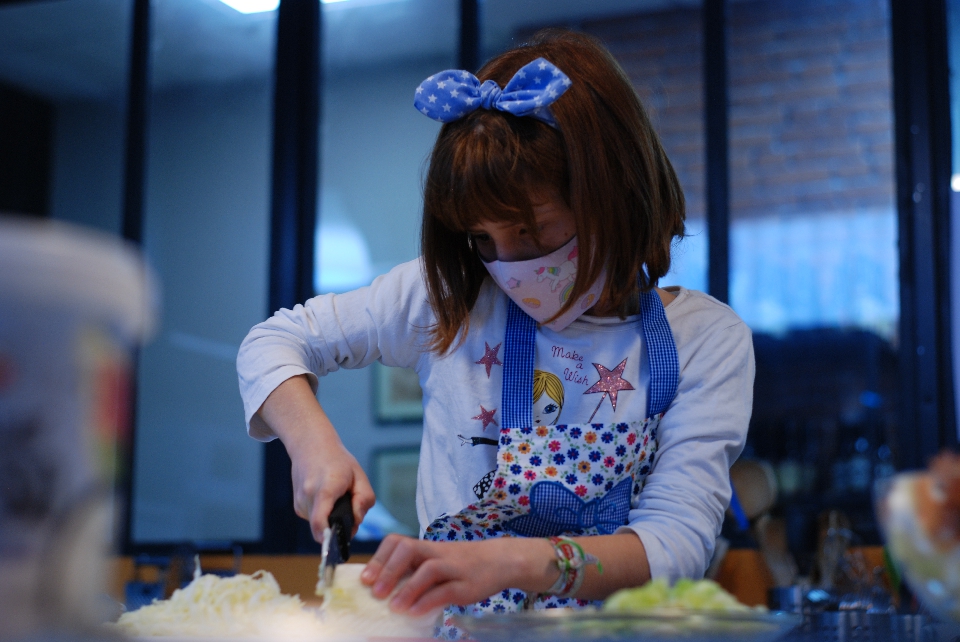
437;80;447;89
538;61;548;70
506;277;521;289
472;405;498;431
584;358;635;412
475;342;503;378
428;94;437;103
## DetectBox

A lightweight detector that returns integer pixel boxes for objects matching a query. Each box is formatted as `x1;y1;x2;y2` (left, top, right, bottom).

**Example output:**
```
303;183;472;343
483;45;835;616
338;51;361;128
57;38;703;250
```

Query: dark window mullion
703;0;729;304
262;0;322;554
890;0;955;468
459;0;479;73
119;0;150;554
122;0;149;245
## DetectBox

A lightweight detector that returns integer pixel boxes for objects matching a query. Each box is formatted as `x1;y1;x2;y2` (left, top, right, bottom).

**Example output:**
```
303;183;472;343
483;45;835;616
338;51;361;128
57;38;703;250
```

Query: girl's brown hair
421;28;685;354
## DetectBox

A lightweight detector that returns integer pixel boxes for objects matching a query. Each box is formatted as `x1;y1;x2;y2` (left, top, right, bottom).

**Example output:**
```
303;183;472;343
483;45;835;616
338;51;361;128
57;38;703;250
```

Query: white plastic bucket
0;217;157;638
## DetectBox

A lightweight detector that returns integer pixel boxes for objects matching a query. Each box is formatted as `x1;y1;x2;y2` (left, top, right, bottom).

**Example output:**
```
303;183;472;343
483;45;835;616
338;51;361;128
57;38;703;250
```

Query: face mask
481;236;605;332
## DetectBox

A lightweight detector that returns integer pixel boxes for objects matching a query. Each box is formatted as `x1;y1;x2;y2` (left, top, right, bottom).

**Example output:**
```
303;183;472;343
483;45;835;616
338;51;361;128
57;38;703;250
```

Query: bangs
425;111;567;233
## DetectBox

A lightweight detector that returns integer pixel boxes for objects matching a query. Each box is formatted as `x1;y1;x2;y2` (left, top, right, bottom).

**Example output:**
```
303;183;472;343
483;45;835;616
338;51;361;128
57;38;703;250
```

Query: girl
237;28;753;634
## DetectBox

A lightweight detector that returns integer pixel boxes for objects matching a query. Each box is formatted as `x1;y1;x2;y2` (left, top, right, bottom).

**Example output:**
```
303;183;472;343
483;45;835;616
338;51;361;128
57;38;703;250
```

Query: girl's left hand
360;534;555;616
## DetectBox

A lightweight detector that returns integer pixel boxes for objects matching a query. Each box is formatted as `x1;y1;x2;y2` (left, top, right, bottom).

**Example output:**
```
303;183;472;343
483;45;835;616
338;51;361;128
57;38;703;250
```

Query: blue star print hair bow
414;57;572;127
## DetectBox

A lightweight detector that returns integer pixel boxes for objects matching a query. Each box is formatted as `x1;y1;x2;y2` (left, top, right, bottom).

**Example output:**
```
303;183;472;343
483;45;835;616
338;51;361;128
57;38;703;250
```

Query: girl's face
467;188;576;263
533;393;561;426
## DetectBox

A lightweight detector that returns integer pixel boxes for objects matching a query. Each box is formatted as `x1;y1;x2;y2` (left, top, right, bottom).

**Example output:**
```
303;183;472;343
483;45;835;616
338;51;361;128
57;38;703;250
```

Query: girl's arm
360;533;650;615
257;374;376;539
237;260;431;538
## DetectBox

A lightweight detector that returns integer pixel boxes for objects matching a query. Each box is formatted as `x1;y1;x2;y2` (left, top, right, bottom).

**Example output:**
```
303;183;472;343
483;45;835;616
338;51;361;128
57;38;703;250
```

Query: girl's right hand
257;375;376;541
287;429;374;541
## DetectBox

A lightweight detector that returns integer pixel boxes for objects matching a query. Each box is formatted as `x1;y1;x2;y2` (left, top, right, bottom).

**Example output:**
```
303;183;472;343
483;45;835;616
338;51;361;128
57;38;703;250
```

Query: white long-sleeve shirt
237;258;754;582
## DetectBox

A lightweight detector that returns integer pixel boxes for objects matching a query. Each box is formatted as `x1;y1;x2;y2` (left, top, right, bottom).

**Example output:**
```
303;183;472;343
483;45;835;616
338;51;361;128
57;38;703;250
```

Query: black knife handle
329;493;354;561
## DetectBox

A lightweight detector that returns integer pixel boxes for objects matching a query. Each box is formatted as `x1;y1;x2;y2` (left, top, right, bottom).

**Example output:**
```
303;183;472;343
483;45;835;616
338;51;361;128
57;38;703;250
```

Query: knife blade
317;492;354;595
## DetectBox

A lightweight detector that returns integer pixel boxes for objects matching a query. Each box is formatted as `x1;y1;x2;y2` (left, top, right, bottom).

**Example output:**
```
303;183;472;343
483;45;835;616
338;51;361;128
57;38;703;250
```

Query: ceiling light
218;0;396;14
218;0;279;14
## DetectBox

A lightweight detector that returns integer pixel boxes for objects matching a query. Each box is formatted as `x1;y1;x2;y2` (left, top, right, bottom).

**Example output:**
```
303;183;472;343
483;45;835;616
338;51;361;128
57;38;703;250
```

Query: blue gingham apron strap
640;289;679;417
502;300;537;428
503;290;679;423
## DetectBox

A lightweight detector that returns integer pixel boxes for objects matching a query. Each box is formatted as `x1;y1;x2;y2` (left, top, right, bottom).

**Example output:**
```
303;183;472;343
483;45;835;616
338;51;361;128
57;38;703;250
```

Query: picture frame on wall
371;446;421;535
373;362;423;423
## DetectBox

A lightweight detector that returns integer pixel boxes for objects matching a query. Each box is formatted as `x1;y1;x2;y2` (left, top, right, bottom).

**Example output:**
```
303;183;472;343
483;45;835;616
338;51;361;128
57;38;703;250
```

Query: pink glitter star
472;405;498;431
506;277;521;289
475;342;503;378
584;358;635;421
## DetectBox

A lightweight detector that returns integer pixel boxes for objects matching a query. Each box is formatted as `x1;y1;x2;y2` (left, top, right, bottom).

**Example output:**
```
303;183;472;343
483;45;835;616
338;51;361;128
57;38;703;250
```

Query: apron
425;290;679;639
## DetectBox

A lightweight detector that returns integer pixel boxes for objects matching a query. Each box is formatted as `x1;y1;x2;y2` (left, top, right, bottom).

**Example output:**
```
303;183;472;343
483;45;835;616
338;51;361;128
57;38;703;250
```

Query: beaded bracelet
543;536;604;598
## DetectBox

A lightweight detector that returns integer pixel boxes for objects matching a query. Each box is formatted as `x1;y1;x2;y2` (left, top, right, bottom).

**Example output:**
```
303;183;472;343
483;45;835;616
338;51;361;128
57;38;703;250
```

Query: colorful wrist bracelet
543;536;603;598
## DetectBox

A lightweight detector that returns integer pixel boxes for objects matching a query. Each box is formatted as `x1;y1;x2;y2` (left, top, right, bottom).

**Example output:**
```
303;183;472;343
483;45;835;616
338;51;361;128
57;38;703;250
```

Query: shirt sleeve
236;258;432;441
620;304;755;582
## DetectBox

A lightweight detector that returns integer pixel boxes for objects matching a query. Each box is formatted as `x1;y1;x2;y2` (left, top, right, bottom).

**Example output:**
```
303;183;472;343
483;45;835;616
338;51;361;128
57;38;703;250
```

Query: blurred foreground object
0;217;156;638
877;451;960;625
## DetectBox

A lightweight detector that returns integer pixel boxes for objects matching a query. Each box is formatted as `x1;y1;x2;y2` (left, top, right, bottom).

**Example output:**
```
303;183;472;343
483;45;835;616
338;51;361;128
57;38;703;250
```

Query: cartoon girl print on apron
425;290;679;639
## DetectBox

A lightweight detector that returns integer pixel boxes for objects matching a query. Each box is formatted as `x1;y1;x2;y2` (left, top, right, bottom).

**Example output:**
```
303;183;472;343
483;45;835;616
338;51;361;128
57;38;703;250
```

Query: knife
317;492;355;595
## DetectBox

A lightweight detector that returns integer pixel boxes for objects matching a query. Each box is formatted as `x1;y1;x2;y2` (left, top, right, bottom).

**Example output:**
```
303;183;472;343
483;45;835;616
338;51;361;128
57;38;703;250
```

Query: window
728;0;898;569
130;0;276;543
311;0;458;538
0;0;131;231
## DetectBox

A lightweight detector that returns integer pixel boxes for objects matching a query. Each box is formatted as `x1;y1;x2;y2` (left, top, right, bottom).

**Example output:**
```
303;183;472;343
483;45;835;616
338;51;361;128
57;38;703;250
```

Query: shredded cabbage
110;565;438;639
319;564;440;638
604;578;762;614
111;571;326;638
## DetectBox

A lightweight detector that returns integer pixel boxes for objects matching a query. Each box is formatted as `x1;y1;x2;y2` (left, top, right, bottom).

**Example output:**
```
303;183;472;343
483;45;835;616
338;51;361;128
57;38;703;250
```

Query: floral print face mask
481;236;605;332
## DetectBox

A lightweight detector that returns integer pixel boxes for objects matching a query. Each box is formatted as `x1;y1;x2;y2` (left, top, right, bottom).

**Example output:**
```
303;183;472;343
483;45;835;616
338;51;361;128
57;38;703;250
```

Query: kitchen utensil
318;493;355;593
729;459;800;588
768;585;805;614
814;611;929;642
451;609;802;642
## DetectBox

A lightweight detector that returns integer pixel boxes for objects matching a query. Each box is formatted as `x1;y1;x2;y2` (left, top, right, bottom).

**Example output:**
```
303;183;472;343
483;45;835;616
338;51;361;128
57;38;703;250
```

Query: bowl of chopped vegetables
452;579;802;642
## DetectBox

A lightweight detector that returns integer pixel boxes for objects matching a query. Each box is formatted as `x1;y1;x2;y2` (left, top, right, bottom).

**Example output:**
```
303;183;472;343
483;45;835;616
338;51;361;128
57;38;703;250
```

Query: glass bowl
451;609;802;642
875;472;960;623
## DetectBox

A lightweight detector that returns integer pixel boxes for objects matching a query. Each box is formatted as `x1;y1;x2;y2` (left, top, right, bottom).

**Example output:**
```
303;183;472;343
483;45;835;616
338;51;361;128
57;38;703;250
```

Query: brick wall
581;0;894;222
585;8;705;222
